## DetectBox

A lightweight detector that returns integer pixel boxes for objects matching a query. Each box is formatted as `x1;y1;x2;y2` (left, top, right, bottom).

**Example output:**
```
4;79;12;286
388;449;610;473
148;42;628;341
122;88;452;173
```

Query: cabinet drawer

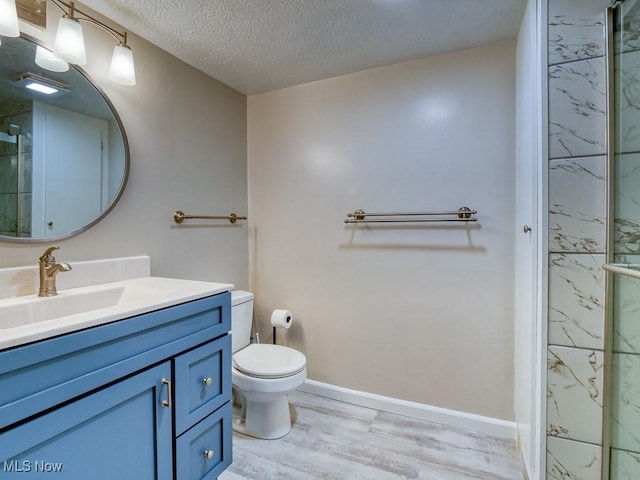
176;402;232;480
174;335;231;435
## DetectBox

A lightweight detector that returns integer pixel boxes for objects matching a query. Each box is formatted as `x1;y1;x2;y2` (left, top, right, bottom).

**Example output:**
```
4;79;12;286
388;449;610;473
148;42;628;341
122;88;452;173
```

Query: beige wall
0;8;248;288
248;41;516;420
4;6;517;421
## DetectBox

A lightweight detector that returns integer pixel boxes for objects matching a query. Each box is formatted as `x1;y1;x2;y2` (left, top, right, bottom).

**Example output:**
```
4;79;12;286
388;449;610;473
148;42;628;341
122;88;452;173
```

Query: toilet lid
233;344;306;379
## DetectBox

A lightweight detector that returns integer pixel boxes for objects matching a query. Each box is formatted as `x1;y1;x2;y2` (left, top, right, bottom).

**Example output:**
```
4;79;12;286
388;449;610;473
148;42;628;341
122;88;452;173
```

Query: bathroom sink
0;276;233;350
0;284;127;329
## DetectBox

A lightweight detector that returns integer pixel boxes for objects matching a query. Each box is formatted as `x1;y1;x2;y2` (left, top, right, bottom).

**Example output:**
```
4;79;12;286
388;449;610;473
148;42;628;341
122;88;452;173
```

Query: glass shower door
609;1;640;478
0;131;19;237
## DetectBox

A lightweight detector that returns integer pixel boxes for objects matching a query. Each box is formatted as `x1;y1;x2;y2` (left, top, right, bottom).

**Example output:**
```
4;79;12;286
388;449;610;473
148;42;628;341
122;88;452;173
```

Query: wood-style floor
219;391;524;479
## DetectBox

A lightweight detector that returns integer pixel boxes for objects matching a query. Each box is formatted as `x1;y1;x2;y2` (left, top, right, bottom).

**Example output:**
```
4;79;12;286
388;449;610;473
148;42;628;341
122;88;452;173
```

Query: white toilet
231;290;307;439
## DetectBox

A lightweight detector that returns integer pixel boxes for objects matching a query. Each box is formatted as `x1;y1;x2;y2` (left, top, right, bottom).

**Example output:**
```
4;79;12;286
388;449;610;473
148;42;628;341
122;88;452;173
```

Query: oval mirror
0;34;129;242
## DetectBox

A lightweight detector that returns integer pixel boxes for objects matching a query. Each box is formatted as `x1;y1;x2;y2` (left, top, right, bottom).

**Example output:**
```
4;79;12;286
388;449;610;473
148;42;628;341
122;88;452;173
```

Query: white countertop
0;276;233;351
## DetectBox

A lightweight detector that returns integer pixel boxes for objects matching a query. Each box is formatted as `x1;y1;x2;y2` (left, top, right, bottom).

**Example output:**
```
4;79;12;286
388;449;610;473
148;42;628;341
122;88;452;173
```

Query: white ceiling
79;0;527;95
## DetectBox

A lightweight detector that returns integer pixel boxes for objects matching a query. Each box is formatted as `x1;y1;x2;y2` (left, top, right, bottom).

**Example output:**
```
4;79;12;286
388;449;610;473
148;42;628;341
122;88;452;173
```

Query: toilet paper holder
271;309;293;344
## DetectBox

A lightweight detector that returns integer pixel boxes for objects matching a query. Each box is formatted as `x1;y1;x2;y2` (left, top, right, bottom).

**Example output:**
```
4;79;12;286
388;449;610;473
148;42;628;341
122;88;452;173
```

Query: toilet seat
233;343;306;379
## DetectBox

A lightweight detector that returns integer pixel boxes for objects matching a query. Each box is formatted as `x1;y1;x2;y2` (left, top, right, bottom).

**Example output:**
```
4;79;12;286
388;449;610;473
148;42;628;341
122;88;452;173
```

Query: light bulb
109;44;136;86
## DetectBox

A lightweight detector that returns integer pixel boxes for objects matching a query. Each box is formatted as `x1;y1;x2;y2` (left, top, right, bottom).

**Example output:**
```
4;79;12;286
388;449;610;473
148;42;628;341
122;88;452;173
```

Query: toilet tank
231;290;254;353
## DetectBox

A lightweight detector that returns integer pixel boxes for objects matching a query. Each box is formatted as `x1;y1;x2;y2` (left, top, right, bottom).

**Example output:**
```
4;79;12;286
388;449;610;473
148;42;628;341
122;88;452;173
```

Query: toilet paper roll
271;309;293;329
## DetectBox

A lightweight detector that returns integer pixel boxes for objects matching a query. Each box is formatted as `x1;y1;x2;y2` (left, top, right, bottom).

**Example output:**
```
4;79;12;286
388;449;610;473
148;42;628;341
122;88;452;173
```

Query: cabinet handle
204;450;214;460
202;377;213;387
161;378;172;408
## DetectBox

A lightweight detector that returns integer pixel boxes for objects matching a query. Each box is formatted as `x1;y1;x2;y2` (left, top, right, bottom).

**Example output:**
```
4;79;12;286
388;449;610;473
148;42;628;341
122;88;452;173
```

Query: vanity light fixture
0;0;20;37
16;72;69;95
50;0;136;85
4;0;136;85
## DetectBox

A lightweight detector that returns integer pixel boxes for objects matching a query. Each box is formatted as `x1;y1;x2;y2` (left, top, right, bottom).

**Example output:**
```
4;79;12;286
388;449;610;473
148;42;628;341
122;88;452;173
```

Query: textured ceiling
79;0;527;95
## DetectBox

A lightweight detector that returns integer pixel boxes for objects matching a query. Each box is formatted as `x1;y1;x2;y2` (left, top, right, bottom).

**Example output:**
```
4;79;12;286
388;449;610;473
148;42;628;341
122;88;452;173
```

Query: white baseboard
298;379;516;440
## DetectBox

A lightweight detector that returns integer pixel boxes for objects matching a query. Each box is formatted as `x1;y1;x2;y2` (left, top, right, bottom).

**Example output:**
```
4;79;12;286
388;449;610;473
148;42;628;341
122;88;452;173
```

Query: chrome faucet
38;246;72;297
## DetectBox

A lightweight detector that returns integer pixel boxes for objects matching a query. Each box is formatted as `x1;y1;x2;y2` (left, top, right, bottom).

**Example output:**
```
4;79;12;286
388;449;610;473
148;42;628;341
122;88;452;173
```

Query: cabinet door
0;362;173;480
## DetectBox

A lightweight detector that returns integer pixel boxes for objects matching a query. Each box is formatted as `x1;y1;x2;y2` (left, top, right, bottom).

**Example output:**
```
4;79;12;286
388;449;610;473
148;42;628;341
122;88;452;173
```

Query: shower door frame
603;6;615;479
602;2;639;478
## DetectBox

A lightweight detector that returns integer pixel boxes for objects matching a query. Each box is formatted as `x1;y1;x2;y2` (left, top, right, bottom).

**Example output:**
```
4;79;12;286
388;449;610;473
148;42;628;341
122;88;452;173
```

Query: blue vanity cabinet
0;292;232;480
0;362;173;479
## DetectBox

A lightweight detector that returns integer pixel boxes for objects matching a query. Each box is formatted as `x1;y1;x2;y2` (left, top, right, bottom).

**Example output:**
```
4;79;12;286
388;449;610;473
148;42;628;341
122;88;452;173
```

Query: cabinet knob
203;450;214;460
202;377;213;387
523;225;532;234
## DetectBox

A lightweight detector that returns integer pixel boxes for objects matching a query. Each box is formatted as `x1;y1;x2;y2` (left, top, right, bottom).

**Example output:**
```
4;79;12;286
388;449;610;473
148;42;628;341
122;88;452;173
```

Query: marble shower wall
548;59;607;160
547;346;604;444
548;157;606;253
548;253;605;349
547;0;610;478
547;436;603;480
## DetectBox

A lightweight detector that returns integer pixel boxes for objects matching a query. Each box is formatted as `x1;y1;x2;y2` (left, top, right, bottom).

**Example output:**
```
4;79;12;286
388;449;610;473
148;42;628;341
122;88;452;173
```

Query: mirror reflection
0;34;128;241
